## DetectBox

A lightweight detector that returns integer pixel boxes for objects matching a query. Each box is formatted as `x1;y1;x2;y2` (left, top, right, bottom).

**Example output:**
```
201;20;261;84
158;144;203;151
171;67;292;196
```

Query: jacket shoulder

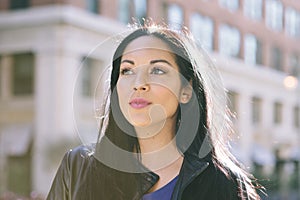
182;162;241;199
210;163;255;199
46;145;96;200
67;144;95;161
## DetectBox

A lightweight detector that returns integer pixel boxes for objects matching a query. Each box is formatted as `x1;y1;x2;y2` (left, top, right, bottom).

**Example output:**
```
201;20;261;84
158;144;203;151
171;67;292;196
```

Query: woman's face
116;36;184;131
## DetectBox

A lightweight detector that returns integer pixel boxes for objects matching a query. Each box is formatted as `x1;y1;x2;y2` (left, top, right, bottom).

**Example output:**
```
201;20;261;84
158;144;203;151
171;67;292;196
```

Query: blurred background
0;0;299;199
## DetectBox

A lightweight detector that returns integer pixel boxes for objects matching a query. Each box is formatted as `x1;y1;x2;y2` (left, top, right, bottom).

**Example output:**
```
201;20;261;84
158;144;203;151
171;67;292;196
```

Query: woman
47;23;263;200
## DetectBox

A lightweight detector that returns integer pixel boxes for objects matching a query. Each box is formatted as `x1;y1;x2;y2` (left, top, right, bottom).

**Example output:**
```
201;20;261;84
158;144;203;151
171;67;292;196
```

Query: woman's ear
180;83;192;104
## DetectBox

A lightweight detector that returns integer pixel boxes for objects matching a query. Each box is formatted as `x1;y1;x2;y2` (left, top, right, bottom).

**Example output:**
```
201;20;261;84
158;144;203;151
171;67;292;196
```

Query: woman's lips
129;98;151;109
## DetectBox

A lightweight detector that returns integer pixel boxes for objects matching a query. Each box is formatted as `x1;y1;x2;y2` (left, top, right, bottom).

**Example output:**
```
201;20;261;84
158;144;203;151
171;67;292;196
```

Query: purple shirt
142;176;179;200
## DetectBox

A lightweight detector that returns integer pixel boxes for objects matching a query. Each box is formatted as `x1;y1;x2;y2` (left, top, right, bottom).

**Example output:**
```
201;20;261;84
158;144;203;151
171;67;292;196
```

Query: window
227;90;239;117
271;47;283;71
134;0;147;24
81;57;103;97
273;101;283;124
167;4;183;30
244;0;262;20
285;7;300;37
81;57;94;97
118;0;132;24
289;54;300;77
219;24;241;58
7;149;32;196
190;13;214;51
12;53;34;96
294;106;300;128
218;0;239;11
0;56;2;98
87;0;99;14
244;34;263;65
252;97;262;124
10;0;29;10
265;0;283;31
118;0;147;24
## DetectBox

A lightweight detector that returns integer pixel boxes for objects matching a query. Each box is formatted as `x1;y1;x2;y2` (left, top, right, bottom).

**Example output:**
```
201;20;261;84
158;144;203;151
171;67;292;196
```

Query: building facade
0;0;299;198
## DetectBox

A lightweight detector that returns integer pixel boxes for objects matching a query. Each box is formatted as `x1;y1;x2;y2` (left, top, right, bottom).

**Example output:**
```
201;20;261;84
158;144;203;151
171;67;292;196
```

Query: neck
135;116;176;152
135;118;182;171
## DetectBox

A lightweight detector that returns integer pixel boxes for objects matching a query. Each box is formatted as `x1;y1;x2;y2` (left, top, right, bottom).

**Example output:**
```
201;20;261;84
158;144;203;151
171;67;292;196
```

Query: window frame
87;0;99;14
167;3;184;30
273;101;283;124
218;0;239;11
294;106;300;128
190;13;214;51
10;0;29;10
285;7;300;37
252;96;262;125
12;52;35;97
265;0;283;31
244;34;263;65
219;24;241;58
243;0;263;20
270;46;283;71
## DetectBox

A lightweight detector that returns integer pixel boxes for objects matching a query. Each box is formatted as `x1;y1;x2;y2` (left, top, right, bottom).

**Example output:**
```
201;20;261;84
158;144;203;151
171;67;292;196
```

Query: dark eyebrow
121;59;173;66
121;59;134;65
150;59;172;66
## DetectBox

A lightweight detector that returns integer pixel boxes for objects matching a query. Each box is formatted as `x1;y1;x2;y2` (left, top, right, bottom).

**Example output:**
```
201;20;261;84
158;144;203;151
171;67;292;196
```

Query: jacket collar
171;155;209;200
139;154;209;200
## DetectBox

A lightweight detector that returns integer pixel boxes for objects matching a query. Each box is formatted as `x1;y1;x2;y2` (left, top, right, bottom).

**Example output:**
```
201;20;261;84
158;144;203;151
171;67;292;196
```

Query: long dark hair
109;27;208;155
94;23;262;199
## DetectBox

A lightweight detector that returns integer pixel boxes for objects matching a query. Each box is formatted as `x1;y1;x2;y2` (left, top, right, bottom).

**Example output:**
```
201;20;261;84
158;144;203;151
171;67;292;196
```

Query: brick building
0;0;299;197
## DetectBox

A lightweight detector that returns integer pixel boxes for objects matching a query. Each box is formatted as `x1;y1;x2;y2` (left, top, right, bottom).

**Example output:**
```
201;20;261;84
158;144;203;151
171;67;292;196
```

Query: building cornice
214;52;296;86
0;5;126;35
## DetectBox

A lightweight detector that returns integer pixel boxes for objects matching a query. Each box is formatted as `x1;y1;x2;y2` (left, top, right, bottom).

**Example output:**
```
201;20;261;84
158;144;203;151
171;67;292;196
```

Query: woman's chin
130;120;151;128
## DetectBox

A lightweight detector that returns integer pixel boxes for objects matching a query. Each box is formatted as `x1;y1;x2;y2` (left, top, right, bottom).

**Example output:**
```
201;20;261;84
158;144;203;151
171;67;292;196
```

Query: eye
150;66;166;75
120;67;134;75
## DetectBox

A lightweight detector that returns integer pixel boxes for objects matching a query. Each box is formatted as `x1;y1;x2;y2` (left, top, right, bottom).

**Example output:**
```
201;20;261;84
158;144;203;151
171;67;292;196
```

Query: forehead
122;35;174;56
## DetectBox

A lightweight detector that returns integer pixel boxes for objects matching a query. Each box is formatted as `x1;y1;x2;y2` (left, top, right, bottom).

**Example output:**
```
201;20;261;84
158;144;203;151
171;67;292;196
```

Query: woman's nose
132;67;150;92
133;83;150;92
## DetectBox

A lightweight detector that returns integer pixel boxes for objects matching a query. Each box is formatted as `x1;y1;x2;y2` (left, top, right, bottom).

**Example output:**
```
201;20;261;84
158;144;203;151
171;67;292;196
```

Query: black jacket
47;144;249;200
